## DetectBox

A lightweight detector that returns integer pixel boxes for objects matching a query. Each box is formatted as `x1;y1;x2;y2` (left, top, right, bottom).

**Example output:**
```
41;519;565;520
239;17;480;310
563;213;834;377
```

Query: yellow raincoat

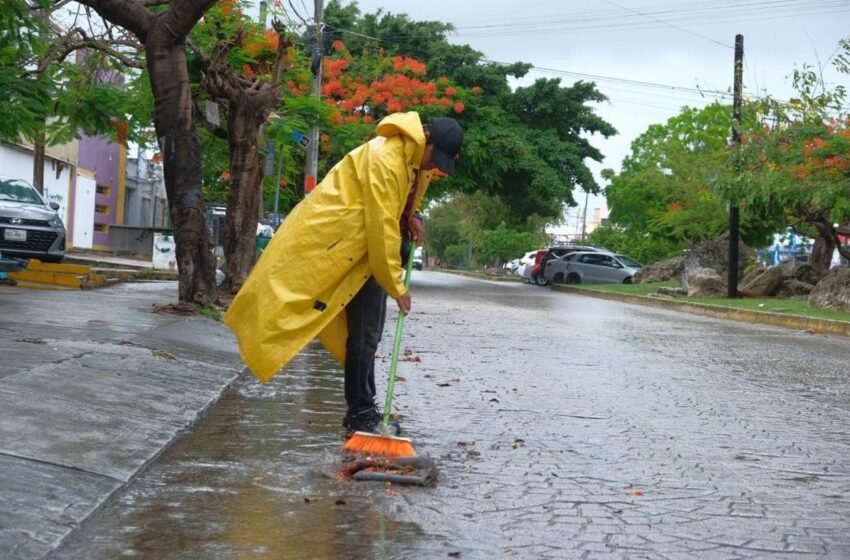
224;112;434;382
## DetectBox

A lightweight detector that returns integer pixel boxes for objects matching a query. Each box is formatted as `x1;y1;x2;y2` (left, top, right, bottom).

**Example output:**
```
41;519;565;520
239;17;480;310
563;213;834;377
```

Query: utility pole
304;0;323;194
580;189;589;242
728;34;744;298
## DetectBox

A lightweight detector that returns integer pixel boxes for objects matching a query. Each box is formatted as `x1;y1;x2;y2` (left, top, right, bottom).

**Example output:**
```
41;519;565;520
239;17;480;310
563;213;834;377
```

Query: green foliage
586;224;679;264
425;192;544;267
605;102;782;254
1;2;152;147
0;0;52;141
480;223;537;265
425;200;463;264
443;244;468;267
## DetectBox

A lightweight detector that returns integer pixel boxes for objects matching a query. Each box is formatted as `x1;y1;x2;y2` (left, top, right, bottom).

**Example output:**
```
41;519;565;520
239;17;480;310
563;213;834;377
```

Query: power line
451;0;848;33
598;0;731;49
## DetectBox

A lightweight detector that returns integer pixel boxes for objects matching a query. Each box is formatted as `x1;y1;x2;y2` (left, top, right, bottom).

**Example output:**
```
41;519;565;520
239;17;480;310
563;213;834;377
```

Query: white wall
0;143;73;225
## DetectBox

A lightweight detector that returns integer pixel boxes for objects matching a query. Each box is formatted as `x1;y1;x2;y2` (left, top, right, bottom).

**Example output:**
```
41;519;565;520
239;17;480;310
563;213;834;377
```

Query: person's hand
408;214;425;246
396;292;411;314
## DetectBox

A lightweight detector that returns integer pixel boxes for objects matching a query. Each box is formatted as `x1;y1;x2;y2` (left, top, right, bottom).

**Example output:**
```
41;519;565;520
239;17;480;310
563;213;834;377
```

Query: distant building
124;154;168;228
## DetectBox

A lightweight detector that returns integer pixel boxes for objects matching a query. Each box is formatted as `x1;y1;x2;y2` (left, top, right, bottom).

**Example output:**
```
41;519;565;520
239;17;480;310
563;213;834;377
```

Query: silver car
0;177;66;263
560;251;643;284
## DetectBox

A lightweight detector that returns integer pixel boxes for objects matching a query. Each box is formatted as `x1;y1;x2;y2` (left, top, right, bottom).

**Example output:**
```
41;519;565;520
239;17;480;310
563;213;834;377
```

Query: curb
551;284;850;338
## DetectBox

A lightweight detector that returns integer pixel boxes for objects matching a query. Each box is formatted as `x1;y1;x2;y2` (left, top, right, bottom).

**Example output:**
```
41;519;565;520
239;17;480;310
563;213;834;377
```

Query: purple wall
77;135;122;248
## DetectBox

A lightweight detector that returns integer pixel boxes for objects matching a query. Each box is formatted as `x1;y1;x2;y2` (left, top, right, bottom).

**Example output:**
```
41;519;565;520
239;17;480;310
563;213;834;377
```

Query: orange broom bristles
342;431;416;457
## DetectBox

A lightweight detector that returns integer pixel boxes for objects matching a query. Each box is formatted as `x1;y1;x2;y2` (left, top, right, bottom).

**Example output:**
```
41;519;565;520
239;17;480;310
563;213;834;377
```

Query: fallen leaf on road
304;496;318;503
448;553;462;558
152;349;176;360
334;500;346;506
402;348;422;362
396;375;407;382
489;398;500;403
624;487;644;497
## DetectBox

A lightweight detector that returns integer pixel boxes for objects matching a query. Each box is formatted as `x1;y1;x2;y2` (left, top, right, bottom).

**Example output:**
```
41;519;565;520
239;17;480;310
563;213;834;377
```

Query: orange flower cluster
323;58;350;81
219;0;237;15
244;30;280;58
286;79;307;96
391;56;427;76
110;118;128;143
314;41;478;137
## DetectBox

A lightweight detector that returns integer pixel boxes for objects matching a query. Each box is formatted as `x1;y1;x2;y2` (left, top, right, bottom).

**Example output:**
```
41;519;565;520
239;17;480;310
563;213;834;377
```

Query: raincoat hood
375;111;427;168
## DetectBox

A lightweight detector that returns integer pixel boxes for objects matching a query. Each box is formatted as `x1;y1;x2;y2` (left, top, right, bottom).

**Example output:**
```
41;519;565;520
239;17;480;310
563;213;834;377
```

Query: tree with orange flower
728;61;850;271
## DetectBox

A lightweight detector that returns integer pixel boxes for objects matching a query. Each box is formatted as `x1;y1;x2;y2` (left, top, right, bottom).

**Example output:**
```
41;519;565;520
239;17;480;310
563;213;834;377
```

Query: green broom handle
383;248;416;428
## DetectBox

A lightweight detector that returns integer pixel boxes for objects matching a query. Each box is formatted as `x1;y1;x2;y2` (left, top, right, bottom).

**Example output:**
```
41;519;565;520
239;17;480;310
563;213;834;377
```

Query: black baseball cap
427;117;463;175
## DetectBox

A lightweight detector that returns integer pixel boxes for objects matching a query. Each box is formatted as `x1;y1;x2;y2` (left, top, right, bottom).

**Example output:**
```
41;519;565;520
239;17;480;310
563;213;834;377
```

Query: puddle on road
50;345;434;560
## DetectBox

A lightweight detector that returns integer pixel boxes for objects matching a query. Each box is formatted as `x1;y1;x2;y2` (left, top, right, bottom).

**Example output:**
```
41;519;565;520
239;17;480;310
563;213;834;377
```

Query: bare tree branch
75;0;153;42
39;26;144;71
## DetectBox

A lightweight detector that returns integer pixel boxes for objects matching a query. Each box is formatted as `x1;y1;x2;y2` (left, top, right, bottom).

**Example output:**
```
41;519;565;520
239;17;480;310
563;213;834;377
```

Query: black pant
344;276;387;415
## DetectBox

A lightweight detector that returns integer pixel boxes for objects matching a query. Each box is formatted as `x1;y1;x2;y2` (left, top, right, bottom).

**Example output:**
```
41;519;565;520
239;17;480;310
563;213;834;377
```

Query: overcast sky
317;0;849;228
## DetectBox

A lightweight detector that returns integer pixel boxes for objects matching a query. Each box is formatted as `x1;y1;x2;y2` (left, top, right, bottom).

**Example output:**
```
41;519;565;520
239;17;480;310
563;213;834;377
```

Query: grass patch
198;305;224;321
569;281;850;323
576;281;679;297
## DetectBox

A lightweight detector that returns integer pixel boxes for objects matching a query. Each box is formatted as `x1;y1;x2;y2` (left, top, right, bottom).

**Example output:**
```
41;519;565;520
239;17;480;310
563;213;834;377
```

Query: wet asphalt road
51;272;850;559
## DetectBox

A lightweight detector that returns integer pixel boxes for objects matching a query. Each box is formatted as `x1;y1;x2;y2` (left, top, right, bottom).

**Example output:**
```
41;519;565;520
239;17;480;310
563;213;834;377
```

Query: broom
342;250;417;458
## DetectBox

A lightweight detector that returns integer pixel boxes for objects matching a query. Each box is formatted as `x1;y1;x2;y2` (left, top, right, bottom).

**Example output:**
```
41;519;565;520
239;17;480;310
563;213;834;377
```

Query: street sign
205;101;220;126
291;130;311;149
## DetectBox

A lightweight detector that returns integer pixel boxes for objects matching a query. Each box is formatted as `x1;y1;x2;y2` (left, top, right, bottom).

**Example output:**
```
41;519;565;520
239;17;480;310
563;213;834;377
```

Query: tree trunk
221;99;265;294
810;234;835;272
32;130;46;194
146;30;217;304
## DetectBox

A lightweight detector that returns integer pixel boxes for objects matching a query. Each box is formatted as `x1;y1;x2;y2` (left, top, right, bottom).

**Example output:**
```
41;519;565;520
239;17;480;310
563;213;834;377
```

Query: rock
776;279;815;298
740;265;766;288
654;286;687;297
634;256;684;283
740;266;787;296
687;267;727;297
808;267;850;312
681;232;754;293
792;264;825;286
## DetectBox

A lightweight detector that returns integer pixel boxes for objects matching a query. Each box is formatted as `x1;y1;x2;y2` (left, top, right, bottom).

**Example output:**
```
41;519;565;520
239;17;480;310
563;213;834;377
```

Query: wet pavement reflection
51;272;850;559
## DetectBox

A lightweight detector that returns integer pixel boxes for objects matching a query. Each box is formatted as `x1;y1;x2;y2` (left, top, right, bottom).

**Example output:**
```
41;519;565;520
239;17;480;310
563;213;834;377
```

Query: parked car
532;245;601;286
561;251;643;284
543;252;580;284
508;250;538;276
412;246;424;270
0;177;66;263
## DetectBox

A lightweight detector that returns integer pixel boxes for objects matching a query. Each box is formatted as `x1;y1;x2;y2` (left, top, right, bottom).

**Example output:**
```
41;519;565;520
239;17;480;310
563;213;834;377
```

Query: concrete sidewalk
0;282;242;559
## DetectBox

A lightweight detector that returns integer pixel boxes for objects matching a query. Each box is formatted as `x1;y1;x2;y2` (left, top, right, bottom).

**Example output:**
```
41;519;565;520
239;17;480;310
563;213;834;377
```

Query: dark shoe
343;408;400;437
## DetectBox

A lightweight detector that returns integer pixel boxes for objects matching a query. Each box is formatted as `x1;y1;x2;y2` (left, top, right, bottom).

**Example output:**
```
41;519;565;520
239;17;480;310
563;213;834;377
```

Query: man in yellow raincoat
224;112;463;434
